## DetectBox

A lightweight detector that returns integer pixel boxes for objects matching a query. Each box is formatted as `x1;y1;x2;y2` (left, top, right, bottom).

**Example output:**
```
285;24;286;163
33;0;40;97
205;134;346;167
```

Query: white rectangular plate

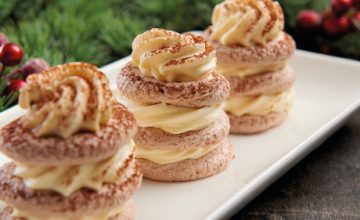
1;50;360;220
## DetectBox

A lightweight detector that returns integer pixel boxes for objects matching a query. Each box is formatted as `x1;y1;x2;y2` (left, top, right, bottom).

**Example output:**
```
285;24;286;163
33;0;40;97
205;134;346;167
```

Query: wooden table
233;108;360;219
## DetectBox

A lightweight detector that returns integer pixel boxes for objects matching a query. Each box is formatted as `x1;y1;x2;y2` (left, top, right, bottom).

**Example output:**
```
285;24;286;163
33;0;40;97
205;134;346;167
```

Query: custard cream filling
225;89;294;116
14;141;135;197
10;202;128;220
216;62;286;78
121;98;223;134
136;144;219;164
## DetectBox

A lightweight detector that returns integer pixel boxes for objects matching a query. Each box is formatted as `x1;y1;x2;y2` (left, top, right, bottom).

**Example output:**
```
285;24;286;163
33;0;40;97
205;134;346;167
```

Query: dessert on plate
0;62;142;220
203;0;296;134
117;28;234;182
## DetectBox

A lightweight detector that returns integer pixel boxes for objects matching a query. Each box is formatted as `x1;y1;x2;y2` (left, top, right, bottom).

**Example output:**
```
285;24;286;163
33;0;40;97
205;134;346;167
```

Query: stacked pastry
117;28;234;182
0;63;142;220
203;0;296;134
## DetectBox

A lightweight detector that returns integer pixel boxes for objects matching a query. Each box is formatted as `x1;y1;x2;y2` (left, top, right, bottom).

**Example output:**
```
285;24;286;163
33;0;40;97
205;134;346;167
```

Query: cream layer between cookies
120;98;224;134
136;143;219;164
216;62;286;78
14;141;135;197
225;88;294;116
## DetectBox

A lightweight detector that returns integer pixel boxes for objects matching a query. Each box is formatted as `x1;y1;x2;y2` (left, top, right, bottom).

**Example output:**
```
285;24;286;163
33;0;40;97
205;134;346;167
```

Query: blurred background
0;0;359;111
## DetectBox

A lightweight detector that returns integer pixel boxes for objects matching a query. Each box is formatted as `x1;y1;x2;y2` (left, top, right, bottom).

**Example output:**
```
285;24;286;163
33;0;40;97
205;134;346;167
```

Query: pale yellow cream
225;89;294;116
14;141;135;197
11;202;127;220
217;62;286;78
136;144;218;164
132;28;216;82
121;98;223;134
210;0;284;46
19;63;113;138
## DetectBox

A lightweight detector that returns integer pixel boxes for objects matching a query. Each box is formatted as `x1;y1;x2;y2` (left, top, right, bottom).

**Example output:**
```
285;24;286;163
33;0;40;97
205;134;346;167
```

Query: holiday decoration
0;32;49;112
332;0;353;14
8;79;26;92
0;78;18;112
296;0;357;36
323;16;342;35
279;0;360;58
297;10;322;31
0;43;23;66
7;58;49;80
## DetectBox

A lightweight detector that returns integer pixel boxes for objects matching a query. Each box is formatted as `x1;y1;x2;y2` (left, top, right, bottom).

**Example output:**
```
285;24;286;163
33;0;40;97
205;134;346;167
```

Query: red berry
8;79;26;92
337;16;351;33
323;17;340;35
332;0;353;14
323;15;352;36
297;10;322;31
0;43;23;66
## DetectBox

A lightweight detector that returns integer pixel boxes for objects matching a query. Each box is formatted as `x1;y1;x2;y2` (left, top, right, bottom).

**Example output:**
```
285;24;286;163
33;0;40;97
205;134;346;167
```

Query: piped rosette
203;0;296;134
117;28;234;182
0;63;142;220
132;28;216;82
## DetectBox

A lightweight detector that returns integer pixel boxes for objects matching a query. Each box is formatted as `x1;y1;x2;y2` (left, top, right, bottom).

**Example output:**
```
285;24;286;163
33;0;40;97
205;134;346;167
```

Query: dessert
0;62;142;220
117;28;234;182
203;0;296;134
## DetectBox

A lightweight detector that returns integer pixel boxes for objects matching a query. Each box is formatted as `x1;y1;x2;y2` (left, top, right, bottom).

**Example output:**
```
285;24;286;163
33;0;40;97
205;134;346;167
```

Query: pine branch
0;78;18;112
100;13;145;59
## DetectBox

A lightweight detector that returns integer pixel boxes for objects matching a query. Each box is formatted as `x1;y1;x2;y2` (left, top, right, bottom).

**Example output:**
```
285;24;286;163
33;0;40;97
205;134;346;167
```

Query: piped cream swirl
210;0;284;46
19;63;113;138
132;28;216;82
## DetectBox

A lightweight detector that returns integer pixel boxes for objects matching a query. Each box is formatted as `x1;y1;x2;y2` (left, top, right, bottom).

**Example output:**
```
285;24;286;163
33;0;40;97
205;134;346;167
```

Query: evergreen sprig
1;0;221;67
0;78;18;112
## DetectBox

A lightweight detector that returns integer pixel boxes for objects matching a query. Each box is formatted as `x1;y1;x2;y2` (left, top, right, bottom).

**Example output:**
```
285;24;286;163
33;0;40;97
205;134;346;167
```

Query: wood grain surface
233;108;360;220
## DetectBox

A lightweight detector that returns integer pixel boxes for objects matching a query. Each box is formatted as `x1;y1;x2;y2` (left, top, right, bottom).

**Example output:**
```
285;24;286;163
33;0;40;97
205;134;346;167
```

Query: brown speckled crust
117;62;230;108
227;66;296;96
228;111;288;134
138;138;234;182
0;162;142;219
202;29;296;68
0;201;135;220
0;102;137;166
135;111;229;151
